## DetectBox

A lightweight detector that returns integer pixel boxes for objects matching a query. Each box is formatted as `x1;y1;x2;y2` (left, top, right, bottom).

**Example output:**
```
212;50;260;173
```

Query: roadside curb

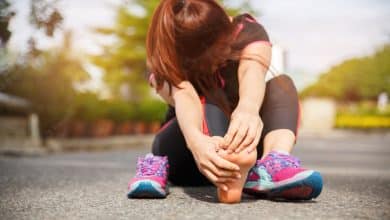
46;135;154;153
299;129;390;139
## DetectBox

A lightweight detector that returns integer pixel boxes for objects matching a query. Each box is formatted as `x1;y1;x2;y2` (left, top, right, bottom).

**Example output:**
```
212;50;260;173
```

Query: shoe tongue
144;153;154;159
258;151;301;175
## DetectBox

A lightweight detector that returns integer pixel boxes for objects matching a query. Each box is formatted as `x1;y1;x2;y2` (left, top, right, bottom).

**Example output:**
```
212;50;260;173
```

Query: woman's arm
223;42;272;153
150;77;240;190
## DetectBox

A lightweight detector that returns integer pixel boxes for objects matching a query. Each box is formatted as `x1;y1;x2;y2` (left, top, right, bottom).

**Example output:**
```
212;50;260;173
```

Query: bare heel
217;150;257;203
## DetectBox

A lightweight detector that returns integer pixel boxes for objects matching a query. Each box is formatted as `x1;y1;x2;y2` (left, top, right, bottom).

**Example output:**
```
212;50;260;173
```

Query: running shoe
127;153;169;198
243;151;323;200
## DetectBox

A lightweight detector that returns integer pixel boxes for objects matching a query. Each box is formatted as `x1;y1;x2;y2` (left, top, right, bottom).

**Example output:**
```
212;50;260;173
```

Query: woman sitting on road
127;0;323;203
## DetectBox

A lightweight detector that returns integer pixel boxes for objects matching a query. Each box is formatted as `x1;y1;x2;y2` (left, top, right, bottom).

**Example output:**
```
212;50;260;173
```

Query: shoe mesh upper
135;153;168;178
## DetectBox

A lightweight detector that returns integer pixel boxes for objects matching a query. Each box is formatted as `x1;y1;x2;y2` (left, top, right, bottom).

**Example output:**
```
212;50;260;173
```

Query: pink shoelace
136;154;168;178
258;151;301;176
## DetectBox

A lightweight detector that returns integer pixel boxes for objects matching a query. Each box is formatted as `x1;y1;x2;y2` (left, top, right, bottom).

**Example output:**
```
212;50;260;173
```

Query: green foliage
105;99;136;122
335;115;390;129
301;45;390;101
73;92;107;122
136;99;168;122
73;92;167;123
1;48;89;136
337;101;390;117
335;102;390;129
1;0;255;136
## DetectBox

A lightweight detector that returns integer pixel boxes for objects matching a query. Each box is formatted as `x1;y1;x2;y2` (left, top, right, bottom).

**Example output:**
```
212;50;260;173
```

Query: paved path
1;133;389;220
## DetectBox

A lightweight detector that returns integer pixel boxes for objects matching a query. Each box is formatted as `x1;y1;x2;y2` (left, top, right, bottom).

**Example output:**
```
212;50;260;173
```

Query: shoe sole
244;171;323;200
127;180;168;198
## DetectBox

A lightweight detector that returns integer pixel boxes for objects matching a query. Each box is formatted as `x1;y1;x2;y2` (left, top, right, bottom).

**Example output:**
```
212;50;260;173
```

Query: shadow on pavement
182;185;319;204
182;186;257;204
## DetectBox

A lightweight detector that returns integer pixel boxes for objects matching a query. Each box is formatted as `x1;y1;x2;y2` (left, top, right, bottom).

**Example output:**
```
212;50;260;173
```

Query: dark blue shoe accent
127;181;166;199
306;171;323;199
268;171;323;200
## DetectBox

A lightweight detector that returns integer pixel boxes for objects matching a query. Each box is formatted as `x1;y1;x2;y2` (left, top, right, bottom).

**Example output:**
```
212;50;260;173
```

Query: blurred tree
0;0;89;136
1;33;89;136
91;0;256;102
0;0;14;77
301;44;390;102
30;0;63;37
0;0;14;46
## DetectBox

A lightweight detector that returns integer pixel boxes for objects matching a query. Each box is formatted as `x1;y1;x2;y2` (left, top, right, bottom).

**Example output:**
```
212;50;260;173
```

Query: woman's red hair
146;0;235;114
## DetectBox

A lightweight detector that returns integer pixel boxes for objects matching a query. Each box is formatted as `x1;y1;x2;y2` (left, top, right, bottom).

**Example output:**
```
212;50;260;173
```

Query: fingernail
236;174;241;179
223;186;228;191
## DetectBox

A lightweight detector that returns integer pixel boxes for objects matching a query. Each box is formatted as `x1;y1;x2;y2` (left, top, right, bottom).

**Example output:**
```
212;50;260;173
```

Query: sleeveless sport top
161;13;271;122
219;13;271;109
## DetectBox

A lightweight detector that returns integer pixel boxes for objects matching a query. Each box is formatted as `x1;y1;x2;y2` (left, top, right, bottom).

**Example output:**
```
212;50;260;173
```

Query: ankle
261;149;291;159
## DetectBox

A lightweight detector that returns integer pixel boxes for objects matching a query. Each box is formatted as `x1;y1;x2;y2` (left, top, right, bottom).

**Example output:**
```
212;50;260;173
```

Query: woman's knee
264;74;299;108
260;74;300;141
266;74;298;96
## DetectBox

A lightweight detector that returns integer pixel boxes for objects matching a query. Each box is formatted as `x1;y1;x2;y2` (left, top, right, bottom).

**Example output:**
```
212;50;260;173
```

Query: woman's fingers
247;124;262;153
226;124;248;153
223;119;240;148
202;168;219;183
202;168;230;191
207;161;240;178
210;153;240;171
234;121;258;153
215;177;237;183
203;169;229;191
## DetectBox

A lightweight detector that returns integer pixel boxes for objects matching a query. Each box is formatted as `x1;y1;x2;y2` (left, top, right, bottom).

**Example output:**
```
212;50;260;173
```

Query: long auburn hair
146;0;235;115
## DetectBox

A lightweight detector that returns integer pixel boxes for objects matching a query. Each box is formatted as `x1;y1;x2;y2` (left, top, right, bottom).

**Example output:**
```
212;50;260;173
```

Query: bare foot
217;148;257;203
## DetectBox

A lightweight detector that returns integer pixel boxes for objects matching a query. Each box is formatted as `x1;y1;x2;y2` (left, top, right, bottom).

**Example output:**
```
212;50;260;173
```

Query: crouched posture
127;0;322;203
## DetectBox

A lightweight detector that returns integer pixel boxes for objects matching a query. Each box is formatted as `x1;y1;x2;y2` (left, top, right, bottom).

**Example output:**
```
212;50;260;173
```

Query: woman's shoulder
231;13;271;51
232;13;257;23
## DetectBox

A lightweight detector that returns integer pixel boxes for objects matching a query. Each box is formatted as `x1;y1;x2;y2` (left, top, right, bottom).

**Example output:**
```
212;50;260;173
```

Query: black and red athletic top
219;13;271;109
159;13;271;121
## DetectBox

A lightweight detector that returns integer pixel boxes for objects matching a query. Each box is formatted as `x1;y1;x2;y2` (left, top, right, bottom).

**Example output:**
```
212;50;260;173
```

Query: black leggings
152;74;300;186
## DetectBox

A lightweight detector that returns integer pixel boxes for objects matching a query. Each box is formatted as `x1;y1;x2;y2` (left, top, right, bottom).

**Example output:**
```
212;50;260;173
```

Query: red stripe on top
233;23;244;40
200;96;210;136
295;101;302;140
157;117;175;133
217;72;226;88
245;16;257;23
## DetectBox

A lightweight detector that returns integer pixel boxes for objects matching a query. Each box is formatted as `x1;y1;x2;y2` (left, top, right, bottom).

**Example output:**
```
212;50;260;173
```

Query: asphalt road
1;133;389;220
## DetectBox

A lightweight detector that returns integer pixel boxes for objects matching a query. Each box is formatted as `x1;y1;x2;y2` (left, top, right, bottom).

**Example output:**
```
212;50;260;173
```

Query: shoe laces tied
136;154;167;177
258;151;301;176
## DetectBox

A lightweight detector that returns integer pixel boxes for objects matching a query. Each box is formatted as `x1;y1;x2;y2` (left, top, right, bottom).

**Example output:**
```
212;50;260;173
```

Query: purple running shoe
244;151;323;200
127;153;169;198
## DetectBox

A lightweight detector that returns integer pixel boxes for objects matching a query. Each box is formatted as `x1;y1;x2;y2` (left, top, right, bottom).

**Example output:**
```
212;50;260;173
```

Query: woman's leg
259;74;300;158
152;99;257;203
245;74;322;200
152;117;211;186
201;100;257;203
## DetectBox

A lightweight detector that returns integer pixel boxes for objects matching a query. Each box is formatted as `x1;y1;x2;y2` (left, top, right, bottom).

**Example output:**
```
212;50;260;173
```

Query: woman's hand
221;103;263;154
189;135;241;191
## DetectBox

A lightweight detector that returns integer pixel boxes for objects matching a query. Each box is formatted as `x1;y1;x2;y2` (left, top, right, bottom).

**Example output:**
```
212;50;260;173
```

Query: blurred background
0;0;389;153
1;1;390;219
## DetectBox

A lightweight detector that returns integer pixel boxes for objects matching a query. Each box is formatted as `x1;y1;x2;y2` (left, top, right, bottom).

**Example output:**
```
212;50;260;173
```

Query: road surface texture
1;133;389;220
